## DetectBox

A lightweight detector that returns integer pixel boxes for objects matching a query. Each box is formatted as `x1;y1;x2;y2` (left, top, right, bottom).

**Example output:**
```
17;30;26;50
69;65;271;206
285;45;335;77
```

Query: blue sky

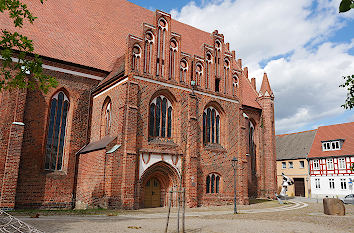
130;0;354;134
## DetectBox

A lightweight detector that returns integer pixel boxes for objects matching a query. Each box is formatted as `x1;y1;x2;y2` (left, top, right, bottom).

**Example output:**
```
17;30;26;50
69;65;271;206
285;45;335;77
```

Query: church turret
258;73;276;198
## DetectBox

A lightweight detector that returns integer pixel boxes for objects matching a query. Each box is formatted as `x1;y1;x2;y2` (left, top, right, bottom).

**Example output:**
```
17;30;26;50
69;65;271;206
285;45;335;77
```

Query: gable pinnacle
259;72;273;97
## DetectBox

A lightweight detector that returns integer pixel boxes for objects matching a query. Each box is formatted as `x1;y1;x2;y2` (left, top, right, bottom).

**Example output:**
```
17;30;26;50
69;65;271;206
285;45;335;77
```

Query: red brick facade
0;4;276;209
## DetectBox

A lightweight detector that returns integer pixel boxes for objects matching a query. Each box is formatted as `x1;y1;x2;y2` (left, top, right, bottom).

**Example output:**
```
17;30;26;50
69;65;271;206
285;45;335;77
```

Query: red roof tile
308;122;354;158
1;0;212;71
241;75;261;109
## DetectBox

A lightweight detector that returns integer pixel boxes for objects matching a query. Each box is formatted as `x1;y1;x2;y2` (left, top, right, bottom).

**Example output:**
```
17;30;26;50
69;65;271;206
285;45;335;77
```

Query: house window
206;173;220;194
329;178;335;189
45;91;69;171
338;158;346;169
149;95;172;139
144;31;154;74
326;159;334;170
169;39;178;80
299;161;305;168
322;140;343;151
131;44;141;71
282;162;286;169
313;159;319;170
315;178;320;189
203;107;220;144
289;162;293;169
340;178;347;190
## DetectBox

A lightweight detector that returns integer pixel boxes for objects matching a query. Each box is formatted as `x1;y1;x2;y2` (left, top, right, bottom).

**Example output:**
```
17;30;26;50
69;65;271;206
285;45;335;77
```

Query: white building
308;122;354;198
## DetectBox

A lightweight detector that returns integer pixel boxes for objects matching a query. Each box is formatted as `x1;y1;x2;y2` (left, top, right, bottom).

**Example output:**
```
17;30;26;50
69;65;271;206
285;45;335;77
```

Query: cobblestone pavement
17;201;353;233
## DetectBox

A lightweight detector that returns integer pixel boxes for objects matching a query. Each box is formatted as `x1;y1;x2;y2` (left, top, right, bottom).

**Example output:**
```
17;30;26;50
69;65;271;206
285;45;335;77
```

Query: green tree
0;0;57;93
340;75;354;109
339;0;354;12
339;1;353;109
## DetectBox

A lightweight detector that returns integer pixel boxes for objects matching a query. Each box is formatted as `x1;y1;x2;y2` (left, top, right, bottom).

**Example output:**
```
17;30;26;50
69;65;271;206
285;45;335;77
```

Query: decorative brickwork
0;5;276;210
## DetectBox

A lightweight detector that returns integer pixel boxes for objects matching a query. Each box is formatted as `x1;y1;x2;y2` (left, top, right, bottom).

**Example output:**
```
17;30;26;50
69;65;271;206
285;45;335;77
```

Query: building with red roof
0;0;276;209
308;122;354;198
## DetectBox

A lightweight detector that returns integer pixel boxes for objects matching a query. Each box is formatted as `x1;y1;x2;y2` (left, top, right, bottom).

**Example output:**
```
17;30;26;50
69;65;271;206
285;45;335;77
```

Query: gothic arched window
203;106;220;144
156;18;168;77
180;59;188;83
249;121;256;172
205;52;212;89
206;173;220;193
101;99;112;137
215;40;221;77
132;45;141;71
144;31;154;74
223;58;230;94
169;39;178;80
195;62;203;86
45;91;69;171
232;74;239;96
149;95;172;138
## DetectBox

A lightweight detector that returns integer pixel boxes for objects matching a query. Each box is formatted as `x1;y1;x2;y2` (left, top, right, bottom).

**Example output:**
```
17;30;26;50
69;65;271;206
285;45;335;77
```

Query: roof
241;75;262;109
78;136;115;154
1;0;212;72
308;122;354;158
276;130;317;160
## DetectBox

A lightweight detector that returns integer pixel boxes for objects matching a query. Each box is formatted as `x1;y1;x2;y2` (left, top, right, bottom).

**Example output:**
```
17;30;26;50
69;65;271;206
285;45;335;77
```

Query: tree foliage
340;75;354;109
0;0;57;93
339;0;354;12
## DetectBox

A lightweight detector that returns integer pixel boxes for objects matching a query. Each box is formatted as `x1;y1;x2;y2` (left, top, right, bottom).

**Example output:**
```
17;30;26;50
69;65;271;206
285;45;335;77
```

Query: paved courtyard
14;200;354;233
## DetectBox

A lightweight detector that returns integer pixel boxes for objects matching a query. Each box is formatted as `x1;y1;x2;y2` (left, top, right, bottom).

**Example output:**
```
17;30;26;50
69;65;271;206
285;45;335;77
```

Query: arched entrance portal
140;161;180;208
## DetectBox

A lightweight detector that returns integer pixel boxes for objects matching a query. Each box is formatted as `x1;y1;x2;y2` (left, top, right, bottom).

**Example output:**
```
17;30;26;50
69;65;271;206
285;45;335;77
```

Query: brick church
0;0;277;209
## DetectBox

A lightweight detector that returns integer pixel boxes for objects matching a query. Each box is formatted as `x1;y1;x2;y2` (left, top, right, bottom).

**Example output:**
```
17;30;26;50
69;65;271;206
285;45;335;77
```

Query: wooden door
294;178;305;197
144;178;161;208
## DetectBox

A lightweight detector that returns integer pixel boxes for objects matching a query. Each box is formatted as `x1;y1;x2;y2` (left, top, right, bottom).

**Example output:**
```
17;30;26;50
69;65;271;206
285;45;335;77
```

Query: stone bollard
323;198;345;216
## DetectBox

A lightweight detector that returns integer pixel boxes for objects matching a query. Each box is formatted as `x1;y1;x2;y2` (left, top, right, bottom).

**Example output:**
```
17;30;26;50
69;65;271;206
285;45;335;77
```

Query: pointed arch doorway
140;161;180;208
144;177;161;208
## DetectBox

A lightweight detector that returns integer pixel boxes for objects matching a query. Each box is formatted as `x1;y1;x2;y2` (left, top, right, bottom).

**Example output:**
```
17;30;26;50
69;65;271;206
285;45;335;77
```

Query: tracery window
132;45;141;71
232;73;239;96
149;95;172;138
203;106;220;144
169;39;178;80
195;62;203;86
205;52;212;89
248;121;255;172
156;18;168;77
223;58;230;94
144;31;154;74
180;59;188;83
45;91;69;171
206;173;220;193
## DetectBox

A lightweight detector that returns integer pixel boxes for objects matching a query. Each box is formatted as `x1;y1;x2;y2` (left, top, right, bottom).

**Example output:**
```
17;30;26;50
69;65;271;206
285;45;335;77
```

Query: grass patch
7;208;125;217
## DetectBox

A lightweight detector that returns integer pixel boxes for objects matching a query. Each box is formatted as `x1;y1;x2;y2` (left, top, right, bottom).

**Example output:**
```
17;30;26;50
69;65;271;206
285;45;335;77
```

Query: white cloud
171;0;354;133
256;41;354;133
171;0;347;68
